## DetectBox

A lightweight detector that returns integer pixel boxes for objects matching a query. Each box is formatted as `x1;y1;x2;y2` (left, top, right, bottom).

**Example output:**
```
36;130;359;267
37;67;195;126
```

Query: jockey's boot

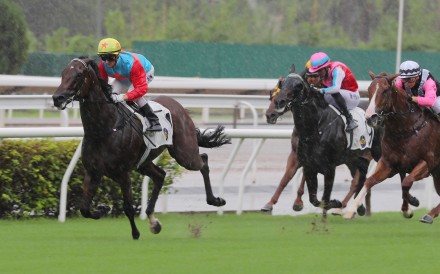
331;93;358;132
139;103;162;132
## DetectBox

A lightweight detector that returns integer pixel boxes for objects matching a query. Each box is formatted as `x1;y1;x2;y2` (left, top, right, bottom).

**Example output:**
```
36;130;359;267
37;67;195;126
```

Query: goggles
99;54;118;62
402;77;417;84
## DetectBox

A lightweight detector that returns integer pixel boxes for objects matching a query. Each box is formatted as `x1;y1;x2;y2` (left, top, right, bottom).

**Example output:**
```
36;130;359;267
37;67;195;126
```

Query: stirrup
145;124;162;132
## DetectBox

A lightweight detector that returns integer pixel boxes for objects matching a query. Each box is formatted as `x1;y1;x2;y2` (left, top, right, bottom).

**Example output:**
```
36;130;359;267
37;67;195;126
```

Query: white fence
0;74;372;91
0;127;294;221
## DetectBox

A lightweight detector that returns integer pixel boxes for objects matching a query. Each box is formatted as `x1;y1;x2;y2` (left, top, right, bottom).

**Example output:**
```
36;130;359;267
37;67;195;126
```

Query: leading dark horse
273;69;372;215
345;72;440;223
53;57;230;239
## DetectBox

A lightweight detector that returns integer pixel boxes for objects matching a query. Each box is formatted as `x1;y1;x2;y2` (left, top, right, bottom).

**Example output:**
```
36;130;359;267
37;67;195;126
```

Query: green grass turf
0;211;438;274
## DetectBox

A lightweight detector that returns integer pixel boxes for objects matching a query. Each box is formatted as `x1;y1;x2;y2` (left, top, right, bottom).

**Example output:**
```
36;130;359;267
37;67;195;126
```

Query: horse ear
389;73;400;81
368;71;375;80
289;64;296;74
277;76;283;87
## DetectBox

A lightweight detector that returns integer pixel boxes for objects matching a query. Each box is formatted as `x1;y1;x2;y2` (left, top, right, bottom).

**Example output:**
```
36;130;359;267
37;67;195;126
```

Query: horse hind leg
168;143;225;207
80;173;110;220
199;153;226;206
138;162;165;234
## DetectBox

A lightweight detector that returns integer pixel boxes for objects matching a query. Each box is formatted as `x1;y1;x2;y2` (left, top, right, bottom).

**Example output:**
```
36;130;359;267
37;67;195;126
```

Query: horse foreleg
321;169;341;210
402;162;428;219
293;175;306;211
80;172;108;219
343;159;394;220
304;170;320;207
261;150;301;212
200;153;226;206
140;162;165;234
365;190;372;216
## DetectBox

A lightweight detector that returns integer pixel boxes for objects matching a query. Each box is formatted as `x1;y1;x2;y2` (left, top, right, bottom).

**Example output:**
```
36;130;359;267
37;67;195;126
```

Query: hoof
292;203;304;212
326;199;342;210
357;204;366;216
331;208;343;216
208;197;226;207
408;196;420;207
419;214;433;224
261;204;273;212
401;210;413;219
150;220;162;234
132;231;140;240
343;211;356;220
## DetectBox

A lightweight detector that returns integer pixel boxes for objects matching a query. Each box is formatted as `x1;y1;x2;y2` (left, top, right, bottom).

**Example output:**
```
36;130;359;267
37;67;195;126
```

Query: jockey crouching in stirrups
308;52;360;132
97;37;161;132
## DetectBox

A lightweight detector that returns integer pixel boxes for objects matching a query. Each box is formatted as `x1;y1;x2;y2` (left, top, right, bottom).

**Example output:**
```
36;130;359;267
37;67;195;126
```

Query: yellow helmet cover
97;38;122;55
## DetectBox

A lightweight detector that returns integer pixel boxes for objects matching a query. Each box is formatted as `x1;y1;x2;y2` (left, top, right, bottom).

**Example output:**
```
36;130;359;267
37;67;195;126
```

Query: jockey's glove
111;94;125;103
319;89;326;94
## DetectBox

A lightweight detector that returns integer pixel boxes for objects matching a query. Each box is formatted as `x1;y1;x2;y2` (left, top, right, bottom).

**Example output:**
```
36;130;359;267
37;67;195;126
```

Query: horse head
266;77;288;124
53;57;108;110
365;71;400;128
273;73;308;113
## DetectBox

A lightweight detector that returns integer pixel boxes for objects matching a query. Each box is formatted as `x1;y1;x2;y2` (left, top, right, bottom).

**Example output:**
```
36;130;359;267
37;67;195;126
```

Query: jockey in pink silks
395;60;440;115
309;52;360;132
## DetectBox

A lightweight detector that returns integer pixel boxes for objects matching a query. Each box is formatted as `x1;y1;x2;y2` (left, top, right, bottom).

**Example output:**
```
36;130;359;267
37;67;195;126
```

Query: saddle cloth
122;100;173;168
329;105;374;150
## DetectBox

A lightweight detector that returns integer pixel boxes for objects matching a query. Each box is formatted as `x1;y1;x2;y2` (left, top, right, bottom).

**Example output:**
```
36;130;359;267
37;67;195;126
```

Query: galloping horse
273;68;373;214
261;76;371;215
344;72;440;223
53;57;230;239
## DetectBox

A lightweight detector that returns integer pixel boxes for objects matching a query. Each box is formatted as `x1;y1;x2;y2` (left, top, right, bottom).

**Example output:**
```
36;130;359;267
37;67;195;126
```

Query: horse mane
78;56;113;98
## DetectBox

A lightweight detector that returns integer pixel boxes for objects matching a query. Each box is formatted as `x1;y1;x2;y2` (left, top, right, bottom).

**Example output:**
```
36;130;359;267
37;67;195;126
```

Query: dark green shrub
0;139;182;219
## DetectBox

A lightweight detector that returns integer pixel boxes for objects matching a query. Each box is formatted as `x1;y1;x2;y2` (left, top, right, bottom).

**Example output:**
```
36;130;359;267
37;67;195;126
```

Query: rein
71;58;145;137
374;76;429;140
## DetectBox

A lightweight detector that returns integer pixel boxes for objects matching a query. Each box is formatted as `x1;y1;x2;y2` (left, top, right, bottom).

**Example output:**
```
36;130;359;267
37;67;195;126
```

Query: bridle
284;73;312;109
372;75;427;139
373;75;417;119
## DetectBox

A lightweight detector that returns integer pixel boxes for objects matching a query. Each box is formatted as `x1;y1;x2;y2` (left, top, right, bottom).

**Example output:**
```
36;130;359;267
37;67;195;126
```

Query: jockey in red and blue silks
309;52;360;132
395;60;440;115
97;37;161;131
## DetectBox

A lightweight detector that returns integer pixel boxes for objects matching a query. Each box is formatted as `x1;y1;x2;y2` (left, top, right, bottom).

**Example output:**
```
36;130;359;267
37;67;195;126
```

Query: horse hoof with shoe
419;215;433;224
261;204;273;212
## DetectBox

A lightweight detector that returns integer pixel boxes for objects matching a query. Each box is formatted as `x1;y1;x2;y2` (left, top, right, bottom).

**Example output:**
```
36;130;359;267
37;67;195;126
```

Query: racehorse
262;75;371;215
344;72;440;223
272;67;373;215
52;57;230;239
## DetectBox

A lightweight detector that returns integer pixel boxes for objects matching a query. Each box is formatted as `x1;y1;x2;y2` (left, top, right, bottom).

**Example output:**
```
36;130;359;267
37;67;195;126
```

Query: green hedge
0;139;182;219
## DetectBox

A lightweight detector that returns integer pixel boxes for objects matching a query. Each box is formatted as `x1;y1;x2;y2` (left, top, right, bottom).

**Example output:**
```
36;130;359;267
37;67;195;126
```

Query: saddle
123;101;174;167
328;105;374;150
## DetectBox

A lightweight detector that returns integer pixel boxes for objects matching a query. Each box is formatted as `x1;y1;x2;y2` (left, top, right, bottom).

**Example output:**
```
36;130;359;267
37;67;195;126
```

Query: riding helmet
309;52;331;73
97;38;122;55
399;60;421;78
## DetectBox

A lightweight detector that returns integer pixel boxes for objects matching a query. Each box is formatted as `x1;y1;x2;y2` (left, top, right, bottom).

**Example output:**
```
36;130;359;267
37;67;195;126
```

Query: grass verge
0;211;438;274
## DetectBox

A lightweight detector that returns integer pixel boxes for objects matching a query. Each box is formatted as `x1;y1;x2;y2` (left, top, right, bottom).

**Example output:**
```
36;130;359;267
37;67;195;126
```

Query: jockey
97;37;161;132
309;52;360;132
395;60;440;114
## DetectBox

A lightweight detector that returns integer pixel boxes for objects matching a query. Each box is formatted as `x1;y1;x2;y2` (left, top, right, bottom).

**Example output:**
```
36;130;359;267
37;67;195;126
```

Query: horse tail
196;125;231;148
